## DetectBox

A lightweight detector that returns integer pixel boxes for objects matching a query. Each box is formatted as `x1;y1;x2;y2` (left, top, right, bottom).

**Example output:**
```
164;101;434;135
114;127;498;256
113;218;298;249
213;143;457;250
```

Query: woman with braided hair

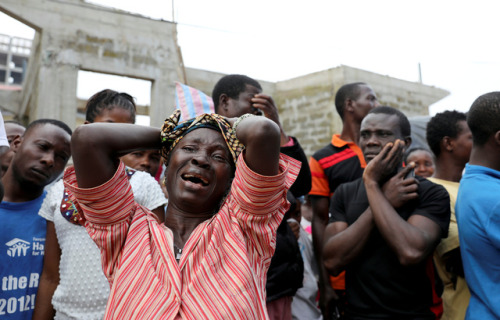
64;109;300;319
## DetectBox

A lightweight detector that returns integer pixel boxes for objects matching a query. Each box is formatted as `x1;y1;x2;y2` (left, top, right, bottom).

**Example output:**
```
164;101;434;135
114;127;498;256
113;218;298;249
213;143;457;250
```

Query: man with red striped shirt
309;82;379;319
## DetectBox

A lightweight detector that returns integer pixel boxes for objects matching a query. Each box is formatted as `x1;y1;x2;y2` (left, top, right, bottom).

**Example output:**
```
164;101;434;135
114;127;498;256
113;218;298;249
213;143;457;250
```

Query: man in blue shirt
0;119;71;320
456;91;500;320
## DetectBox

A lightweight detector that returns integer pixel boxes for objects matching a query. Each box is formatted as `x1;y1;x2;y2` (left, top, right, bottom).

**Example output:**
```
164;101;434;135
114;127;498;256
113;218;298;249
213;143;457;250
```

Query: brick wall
181;65;448;157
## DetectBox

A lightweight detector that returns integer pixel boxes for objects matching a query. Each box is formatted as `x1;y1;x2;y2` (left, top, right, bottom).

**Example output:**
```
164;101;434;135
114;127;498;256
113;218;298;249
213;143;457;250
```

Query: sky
2;0;500;116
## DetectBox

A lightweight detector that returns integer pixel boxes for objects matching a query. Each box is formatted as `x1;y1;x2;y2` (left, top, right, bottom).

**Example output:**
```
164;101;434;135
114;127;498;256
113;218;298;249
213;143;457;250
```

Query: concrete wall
344;67;444;117
275;65;448;156
274;69;343;156
184;67;276;104
184;65;448;157
0;0;183;127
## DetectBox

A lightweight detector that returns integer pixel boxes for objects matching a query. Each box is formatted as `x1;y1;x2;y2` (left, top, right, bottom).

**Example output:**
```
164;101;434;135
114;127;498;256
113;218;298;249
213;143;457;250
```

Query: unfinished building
0;0;448;156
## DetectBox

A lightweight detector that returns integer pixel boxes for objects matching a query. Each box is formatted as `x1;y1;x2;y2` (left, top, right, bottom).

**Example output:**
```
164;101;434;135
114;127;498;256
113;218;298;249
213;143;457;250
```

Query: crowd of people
0;75;499;320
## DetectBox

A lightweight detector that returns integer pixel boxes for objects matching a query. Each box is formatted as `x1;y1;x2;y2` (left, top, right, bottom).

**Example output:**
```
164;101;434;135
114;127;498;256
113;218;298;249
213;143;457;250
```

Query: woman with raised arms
64;109;300;319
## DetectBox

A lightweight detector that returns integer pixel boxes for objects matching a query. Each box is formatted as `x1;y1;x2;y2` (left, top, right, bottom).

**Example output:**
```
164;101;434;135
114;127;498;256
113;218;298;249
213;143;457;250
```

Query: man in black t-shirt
322;106;450;319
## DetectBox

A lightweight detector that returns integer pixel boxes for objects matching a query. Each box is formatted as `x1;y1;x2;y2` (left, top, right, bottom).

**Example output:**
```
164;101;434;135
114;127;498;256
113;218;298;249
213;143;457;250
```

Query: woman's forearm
234;116;280;176
72;123;160;188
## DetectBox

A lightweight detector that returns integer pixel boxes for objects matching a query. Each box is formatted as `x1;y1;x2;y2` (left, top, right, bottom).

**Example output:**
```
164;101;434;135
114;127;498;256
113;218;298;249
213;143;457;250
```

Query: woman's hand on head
224;117;238;127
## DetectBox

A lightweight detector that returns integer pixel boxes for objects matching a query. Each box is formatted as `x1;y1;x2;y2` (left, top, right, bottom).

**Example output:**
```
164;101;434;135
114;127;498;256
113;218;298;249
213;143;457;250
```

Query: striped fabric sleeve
231;153;301;259
309;156;331;197
63;162;136;283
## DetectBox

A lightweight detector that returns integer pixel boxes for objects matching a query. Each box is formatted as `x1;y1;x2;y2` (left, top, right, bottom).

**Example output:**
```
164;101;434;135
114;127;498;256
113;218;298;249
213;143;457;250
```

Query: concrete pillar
30;63;78;127
150;77;176;128
1;0;182;127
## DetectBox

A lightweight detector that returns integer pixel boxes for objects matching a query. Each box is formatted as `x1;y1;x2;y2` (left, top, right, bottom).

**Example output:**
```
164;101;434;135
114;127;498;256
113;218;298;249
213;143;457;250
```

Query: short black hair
367;106;411;138
85;89;136;123
467;92;500;146
426;110;467;157
25;119;72;137
404;147;433;165
212;74;262;112
335;82;367;120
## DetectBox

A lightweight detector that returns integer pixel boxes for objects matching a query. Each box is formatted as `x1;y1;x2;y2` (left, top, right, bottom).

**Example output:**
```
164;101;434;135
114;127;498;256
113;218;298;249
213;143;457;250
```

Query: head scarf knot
160;109;244;165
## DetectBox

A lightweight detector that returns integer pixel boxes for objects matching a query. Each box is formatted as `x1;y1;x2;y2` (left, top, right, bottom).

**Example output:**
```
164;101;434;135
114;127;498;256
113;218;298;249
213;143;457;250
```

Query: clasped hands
363;140;419;208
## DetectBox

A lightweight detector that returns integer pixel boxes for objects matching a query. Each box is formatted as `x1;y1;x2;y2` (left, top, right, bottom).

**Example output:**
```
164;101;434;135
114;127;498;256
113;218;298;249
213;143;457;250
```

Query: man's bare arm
323;209;374;275
33;222;60;320
310;196;338;318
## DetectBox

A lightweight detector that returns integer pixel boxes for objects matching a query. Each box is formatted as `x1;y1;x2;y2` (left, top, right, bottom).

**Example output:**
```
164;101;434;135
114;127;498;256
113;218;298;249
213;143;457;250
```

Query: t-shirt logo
5;238;30;257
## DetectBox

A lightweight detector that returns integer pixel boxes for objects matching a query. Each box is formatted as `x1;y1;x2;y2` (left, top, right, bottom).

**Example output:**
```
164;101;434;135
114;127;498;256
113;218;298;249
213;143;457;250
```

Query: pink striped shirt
63;153;300;319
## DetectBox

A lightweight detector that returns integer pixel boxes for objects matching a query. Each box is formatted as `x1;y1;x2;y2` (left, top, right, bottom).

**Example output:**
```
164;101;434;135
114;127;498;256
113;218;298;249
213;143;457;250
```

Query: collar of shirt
331;134;367;168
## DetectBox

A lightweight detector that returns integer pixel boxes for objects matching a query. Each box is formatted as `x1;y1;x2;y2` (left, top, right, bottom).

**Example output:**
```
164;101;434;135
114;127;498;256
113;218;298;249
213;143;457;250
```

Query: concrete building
186;65;447;156
0;0;448;156
0;33;30;87
0;0;184;128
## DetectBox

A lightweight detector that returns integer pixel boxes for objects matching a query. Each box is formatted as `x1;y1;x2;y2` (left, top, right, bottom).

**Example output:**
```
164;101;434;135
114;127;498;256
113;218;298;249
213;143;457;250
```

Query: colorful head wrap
160;109;244;165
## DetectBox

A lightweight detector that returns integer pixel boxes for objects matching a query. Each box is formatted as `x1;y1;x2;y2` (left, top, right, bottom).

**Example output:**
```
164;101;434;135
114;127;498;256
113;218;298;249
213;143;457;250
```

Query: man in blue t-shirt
456;92;500;320
0;119;71;319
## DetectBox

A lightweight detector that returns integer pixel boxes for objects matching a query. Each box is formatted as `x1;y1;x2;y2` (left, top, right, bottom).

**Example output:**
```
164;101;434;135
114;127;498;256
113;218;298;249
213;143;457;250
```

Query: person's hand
251;94;280;125
319;284;339;320
251;94;289;145
363;140;405;185
443;247;465;280
287;219;301;240
382;163;419;208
